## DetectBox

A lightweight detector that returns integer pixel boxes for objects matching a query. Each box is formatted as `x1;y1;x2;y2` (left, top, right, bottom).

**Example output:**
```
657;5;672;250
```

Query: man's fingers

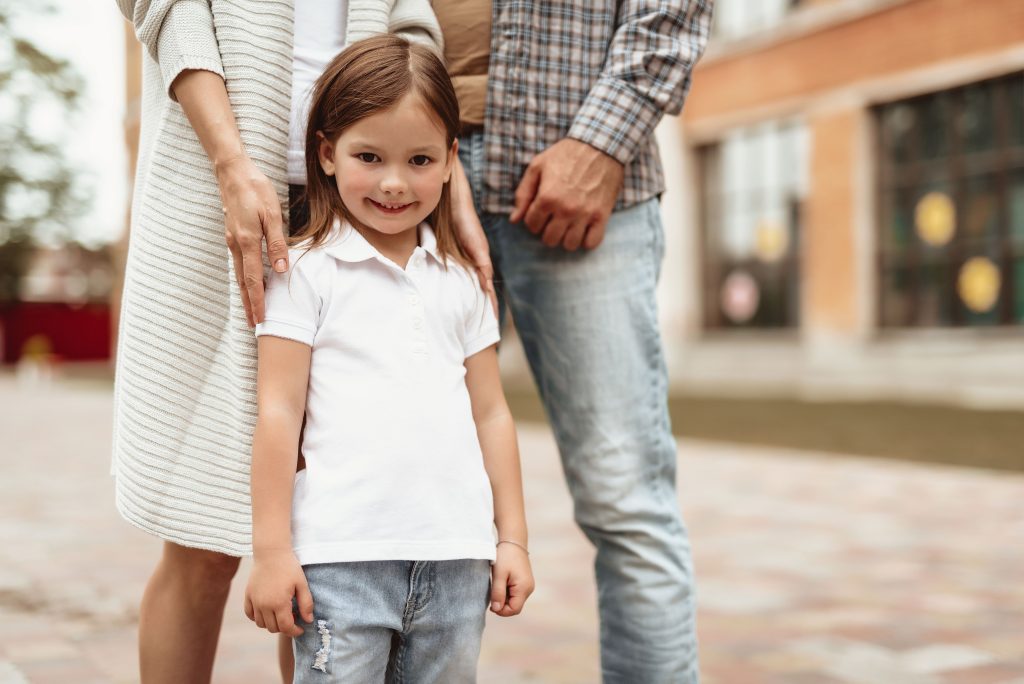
583;220;608;250
254;608;266;630
510;163;541;224
523;198;551;235
489;571;508;613
562;220;587;251
296;581;315;624
541;217;570;248
264;204;289;274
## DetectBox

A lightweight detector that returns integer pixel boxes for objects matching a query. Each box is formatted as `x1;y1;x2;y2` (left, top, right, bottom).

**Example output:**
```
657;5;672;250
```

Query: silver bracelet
497;539;529;555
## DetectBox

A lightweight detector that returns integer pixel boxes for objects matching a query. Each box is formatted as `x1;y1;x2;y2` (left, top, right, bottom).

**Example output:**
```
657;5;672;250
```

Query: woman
113;2;493;681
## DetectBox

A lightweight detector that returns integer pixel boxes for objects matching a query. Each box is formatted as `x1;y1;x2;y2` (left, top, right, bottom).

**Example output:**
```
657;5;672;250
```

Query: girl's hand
215;153;289;328
243;549;313;637
489;542;535;617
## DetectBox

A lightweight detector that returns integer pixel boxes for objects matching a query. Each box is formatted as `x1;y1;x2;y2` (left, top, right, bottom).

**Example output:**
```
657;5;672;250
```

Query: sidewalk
2;375;1022;683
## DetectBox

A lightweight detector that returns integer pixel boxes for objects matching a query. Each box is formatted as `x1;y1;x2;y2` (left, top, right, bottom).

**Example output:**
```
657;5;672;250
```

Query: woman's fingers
240;243;265;325
229;241;254;328
263;203;289;274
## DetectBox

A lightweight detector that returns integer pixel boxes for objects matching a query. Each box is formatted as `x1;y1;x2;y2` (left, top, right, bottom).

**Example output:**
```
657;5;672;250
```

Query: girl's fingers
243;595;255;622
490;570;508;613
275;607;301;637
296;581;315;624
254;608;266;629
506;585;527;615
264;609;280;634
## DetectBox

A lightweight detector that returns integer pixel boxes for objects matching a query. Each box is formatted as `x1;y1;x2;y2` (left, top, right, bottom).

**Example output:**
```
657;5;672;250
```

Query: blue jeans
293;560;491;683
460;133;699;683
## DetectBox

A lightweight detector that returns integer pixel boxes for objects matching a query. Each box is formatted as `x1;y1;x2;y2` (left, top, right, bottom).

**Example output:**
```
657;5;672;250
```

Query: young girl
243;35;534;682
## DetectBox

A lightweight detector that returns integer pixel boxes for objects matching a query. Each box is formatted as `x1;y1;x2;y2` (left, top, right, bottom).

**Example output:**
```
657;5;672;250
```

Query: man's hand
216;153;289;328
243;549;313;637
451;154;498;315
510;138;624;251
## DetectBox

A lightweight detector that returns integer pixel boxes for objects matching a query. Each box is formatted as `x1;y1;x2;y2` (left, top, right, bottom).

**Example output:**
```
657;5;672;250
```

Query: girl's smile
367;198;417;215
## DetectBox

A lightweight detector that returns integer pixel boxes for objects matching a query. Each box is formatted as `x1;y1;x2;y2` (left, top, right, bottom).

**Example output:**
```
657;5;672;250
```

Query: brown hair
292;34;467;266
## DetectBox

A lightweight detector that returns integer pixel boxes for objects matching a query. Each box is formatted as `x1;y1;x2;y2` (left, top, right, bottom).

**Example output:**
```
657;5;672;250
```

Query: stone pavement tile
5;377;1024;682
13;659;109;684
943;664;1024;684
903;644;998;674
0;662;30;684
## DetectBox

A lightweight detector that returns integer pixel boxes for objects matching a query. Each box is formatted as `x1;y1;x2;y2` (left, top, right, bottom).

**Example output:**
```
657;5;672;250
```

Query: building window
877;72;1024;328
699;121;808;330
713;0;806;40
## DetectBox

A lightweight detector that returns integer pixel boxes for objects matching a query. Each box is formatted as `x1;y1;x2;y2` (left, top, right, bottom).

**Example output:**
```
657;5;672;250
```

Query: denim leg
486;200;699;683
294;562;406;683
386;560;490;684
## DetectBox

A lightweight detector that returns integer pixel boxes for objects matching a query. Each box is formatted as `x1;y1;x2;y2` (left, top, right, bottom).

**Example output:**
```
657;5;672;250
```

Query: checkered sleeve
567;0;714;165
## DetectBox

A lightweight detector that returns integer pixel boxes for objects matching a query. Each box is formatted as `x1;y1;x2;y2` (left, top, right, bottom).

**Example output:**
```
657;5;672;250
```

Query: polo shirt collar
321;219;443;266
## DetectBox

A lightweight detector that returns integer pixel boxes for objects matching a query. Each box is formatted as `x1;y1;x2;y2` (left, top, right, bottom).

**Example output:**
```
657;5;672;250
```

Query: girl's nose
379;169;407;195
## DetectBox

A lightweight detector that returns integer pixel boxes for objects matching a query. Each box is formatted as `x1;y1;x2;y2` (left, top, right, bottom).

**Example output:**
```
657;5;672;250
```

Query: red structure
0;302;112;364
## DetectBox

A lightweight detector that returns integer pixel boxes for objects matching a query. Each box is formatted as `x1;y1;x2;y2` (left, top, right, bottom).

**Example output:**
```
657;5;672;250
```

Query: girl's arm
464;346;535;616
244;336;314;636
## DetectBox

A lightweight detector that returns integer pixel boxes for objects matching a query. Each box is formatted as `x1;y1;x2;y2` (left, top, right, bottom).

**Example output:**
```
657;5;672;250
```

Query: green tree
0;0;84;304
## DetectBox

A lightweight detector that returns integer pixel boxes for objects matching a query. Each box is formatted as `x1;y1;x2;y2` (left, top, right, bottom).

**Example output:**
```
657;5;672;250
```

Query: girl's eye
357;153;379;163
410;155;432;167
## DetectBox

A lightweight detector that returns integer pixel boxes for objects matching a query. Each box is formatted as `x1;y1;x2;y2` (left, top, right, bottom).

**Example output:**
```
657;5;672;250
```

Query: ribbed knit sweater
112;0;441;556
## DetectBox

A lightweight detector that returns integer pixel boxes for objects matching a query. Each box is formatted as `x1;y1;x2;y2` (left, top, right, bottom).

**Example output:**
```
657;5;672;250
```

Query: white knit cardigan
112;0;442;556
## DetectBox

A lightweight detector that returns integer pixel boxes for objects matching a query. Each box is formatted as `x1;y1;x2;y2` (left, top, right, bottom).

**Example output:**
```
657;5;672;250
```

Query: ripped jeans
292;560;491;684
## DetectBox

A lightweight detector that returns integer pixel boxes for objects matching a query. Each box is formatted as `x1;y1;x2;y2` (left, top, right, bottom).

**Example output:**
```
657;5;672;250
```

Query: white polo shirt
255;222;500;564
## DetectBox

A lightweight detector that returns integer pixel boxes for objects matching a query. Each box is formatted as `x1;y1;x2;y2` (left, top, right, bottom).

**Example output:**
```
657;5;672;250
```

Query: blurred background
2;0;1023;682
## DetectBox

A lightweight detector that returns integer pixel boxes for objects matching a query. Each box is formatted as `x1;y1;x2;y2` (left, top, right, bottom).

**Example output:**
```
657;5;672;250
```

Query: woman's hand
244;549;314;637
450;154;498;316
171;68;290;328
490;542;535;617
215;153;289;328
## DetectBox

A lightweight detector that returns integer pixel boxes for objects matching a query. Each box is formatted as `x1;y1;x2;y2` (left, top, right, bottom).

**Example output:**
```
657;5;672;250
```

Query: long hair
293;34;467;266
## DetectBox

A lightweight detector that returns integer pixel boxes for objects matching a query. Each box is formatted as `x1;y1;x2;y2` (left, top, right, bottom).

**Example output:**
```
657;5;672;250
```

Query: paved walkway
1;375;1022;683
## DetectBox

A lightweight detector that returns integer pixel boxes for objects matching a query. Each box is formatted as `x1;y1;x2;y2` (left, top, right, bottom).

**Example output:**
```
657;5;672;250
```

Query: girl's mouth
368;198;414;215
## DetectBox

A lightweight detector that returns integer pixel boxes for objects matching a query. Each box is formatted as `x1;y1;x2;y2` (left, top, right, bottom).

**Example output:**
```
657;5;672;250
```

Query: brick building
656;0;1024;408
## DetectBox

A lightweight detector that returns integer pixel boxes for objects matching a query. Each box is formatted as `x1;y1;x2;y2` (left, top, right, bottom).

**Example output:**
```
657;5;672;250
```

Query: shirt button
413;318;423;329
409;294;420;306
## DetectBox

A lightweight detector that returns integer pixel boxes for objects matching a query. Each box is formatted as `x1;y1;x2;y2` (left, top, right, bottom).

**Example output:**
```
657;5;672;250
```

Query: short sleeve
460;267;500;359
255;251;324;346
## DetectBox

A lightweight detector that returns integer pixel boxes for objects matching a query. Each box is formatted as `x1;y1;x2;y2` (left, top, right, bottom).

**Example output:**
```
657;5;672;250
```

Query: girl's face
318;91;456;238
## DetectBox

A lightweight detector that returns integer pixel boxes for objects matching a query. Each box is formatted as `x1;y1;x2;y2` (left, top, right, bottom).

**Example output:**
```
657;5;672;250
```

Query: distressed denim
293;560;491;683
460;132;699;683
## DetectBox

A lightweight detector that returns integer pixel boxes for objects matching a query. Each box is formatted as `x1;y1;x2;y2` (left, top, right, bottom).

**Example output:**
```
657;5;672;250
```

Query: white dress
112;0;441;556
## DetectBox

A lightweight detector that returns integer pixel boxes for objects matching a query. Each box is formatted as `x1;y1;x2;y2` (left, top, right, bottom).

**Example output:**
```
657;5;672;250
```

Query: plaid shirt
481;0;714;214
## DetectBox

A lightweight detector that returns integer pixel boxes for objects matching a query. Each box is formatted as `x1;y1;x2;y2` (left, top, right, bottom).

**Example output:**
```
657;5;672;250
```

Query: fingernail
491;602;501;612
274;259;287;272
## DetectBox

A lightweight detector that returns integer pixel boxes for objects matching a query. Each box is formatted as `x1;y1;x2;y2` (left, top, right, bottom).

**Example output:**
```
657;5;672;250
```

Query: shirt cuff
255;319;315;347
567;77;663;166
464;329;500;360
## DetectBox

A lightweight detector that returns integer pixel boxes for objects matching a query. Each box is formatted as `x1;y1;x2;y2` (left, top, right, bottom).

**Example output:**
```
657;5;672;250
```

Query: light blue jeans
460;132;699;683
292;560;491;683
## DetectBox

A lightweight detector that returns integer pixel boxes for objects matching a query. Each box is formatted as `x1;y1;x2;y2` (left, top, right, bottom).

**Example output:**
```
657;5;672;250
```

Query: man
435;1;714;681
